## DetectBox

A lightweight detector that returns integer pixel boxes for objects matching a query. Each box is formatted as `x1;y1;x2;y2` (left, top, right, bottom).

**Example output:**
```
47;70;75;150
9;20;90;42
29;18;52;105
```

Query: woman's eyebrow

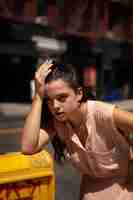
45;92;69;100
55;93;68;98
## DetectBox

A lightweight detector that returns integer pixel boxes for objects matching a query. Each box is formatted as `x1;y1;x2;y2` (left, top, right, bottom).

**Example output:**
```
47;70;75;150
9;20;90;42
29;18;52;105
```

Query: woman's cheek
67;102;78;112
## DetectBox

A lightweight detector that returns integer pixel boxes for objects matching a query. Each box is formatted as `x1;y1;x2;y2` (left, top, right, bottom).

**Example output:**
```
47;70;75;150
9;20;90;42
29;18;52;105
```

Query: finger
36;64;49;78
37;63;47;73
37;60;49;73
40;59;52;69
42;63;53;71
35;62;53;83
40;64;53;77
37;68;52;83
35;72;42;84
39;62;53;75
37;57;52;69
43;68;52;79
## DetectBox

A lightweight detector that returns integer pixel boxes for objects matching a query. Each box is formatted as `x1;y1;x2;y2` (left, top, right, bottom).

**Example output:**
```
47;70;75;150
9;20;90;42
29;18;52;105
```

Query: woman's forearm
21;61;53;154
21;95;43;153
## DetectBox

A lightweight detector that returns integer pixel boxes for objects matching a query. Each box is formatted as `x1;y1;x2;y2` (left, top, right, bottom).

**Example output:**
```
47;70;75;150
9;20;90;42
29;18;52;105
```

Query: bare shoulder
113;106;133;123
113;106;133;134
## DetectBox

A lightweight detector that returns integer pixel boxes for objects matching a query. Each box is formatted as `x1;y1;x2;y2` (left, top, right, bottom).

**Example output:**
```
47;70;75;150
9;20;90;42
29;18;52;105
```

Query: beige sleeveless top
52;101;130;179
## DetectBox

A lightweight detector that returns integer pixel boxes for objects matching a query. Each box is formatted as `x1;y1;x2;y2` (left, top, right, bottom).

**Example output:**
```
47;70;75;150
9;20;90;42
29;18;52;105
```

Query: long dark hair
40;61;90;162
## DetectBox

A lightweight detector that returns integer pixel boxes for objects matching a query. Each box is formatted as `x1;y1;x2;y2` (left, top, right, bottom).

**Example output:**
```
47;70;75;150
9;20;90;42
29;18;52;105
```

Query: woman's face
45;79;83;122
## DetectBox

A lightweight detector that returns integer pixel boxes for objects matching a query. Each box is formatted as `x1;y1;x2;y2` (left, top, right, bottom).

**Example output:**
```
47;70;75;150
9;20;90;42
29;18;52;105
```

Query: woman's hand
35;60;53;99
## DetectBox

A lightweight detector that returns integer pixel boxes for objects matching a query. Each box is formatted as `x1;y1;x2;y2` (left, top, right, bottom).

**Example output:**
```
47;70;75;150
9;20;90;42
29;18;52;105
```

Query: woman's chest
56;118;115;156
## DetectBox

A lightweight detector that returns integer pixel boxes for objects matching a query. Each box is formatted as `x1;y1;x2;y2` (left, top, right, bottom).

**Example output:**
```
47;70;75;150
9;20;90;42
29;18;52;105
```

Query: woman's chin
55;114;66;122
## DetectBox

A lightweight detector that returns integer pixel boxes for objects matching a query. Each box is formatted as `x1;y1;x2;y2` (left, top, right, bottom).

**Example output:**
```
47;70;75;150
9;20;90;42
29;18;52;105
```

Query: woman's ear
76;87;83;101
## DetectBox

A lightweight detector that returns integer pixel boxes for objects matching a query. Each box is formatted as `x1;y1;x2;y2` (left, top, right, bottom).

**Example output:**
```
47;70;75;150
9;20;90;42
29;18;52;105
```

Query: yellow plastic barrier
0;150;55;200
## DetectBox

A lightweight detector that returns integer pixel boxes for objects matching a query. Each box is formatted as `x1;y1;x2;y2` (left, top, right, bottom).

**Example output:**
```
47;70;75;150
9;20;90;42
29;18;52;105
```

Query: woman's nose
53;99;60;109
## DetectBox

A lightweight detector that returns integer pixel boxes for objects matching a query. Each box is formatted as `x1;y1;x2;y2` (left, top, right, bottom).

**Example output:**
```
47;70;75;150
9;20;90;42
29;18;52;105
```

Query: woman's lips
55;112;65;118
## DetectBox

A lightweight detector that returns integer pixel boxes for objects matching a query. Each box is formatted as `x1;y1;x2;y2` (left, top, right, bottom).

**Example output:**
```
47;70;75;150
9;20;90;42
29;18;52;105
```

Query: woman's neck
68;102;87;129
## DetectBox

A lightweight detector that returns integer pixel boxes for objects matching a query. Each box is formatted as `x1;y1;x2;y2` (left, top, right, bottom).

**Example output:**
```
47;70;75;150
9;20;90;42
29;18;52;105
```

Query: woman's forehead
45;79;72;95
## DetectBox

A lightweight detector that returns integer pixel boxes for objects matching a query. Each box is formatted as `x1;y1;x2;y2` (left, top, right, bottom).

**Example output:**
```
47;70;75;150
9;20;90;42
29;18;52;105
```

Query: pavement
0;103;80;200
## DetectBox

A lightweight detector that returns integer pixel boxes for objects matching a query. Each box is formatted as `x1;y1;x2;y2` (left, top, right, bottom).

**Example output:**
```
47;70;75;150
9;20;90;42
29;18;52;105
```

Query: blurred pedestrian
83;65;97;100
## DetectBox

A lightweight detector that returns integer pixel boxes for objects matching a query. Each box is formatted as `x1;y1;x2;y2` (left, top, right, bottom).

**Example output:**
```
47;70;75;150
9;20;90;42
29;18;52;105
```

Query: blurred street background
1;0;133;199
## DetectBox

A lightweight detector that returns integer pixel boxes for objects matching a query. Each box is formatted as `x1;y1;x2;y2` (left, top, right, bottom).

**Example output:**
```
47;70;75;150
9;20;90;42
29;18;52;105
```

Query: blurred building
0;0;133;102
0;0;58;103
61;0;133;38
0;0;37;17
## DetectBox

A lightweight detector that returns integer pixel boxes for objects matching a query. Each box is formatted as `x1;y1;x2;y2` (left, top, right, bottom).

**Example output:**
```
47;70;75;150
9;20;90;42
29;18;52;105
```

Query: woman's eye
57;96;67;102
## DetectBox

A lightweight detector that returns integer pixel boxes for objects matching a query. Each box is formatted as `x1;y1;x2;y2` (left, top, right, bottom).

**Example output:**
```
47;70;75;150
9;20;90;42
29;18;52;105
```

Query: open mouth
55;112;65;118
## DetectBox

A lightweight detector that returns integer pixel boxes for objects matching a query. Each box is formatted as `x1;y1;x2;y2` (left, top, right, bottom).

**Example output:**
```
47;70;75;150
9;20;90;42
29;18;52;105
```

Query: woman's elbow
21;143;37;155
21;131;38;154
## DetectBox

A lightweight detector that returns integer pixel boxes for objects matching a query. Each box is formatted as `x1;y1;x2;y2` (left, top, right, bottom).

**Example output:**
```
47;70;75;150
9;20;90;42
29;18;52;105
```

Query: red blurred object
83;65;97;88
47;5;59;27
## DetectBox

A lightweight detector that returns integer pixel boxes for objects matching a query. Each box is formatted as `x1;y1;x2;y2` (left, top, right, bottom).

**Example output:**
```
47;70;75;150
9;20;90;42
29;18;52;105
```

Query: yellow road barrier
0;150;55;200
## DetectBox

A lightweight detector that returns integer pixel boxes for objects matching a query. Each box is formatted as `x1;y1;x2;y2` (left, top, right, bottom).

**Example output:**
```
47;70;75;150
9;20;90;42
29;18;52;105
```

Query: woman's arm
21;61;53;154
21;95;50;154
113;107;133;137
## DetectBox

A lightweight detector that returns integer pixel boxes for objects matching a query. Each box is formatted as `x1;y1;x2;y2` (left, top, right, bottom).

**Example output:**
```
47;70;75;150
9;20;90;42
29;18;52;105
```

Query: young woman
22;60;133;200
